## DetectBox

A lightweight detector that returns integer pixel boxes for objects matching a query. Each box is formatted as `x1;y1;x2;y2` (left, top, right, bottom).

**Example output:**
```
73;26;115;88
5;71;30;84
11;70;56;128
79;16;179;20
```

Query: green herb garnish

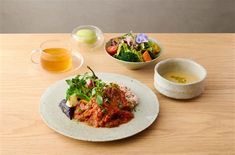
102;108;107;114
65;66;106;106
96;94;103;106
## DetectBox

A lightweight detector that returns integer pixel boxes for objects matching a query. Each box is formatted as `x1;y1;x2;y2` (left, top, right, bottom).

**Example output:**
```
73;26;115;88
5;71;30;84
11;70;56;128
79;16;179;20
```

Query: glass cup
71;25;104;52
31;40;73;73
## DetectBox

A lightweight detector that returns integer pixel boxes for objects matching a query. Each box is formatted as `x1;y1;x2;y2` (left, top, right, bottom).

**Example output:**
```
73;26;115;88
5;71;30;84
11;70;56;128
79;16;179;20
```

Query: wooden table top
0;33;235;155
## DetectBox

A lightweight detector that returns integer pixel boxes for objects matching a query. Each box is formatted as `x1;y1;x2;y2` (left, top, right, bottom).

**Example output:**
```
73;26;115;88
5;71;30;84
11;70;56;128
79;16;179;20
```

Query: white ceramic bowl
105;38;162;70
154;58;207;99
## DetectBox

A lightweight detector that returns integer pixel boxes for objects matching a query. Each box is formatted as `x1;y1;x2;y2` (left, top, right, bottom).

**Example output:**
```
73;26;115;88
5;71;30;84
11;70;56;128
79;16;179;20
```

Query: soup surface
163;71;199;84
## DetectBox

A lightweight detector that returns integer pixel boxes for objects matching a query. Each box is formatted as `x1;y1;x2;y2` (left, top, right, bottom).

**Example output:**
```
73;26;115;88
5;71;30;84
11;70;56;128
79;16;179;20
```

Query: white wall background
1;0;235;33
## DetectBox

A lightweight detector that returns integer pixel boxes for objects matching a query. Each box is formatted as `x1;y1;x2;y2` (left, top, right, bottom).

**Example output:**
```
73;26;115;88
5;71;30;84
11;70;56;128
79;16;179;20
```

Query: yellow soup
41;48;72;72
163;71;199;84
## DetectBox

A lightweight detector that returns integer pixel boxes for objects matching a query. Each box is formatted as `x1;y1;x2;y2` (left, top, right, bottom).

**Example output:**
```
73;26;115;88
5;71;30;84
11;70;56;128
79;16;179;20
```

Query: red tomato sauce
73;86;135;127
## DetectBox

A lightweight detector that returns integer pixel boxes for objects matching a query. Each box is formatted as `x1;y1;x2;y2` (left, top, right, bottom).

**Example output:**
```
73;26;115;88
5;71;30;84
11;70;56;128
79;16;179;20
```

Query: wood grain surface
0;33;235;155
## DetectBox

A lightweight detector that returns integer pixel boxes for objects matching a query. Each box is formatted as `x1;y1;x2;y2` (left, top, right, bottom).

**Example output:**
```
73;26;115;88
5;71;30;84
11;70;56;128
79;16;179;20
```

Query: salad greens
106;32;161;62
115;43;143;62
66;66;106;106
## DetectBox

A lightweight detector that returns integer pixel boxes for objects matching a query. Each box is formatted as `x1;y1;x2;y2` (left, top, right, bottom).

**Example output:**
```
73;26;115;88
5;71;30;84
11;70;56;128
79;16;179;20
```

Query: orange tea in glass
31;40;72;72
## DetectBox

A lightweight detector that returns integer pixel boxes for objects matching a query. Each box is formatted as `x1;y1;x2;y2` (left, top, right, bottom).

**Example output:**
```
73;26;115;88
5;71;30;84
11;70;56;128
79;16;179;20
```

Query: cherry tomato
106;46;118;55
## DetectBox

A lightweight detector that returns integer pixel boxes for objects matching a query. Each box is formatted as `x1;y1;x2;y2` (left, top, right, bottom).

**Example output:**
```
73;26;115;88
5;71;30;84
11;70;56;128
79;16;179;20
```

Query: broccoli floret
132;49;144;62
115;51;140;62
114;43;144;62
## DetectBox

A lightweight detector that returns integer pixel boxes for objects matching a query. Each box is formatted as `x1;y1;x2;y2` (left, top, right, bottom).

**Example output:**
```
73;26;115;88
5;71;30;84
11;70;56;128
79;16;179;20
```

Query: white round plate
40;73;159;142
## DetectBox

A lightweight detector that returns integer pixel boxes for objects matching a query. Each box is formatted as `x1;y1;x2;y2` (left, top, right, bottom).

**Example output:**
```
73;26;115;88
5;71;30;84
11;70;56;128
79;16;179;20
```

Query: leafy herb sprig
65;66;106;106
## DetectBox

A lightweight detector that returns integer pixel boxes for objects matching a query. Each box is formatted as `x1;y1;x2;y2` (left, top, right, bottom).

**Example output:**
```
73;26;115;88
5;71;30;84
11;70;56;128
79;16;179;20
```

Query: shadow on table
159;91;205;104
